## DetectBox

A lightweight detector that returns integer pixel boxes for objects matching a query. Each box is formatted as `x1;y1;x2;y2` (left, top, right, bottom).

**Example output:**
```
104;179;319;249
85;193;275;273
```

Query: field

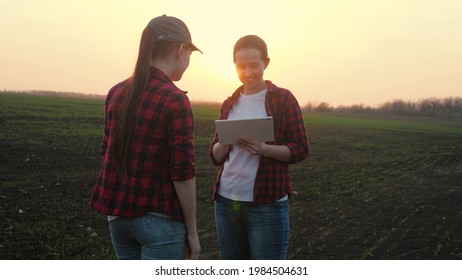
1;92;461;260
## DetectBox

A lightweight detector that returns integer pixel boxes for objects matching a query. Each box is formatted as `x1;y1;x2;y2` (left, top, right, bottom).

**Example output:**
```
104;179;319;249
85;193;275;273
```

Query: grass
1;92;462;260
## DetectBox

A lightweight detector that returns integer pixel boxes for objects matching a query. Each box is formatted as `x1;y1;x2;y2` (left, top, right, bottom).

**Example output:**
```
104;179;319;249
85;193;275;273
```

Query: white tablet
215;117;275;145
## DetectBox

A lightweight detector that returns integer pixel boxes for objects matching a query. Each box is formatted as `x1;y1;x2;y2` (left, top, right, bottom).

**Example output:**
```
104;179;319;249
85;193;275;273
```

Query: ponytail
111;27;156;176
110;26;183;176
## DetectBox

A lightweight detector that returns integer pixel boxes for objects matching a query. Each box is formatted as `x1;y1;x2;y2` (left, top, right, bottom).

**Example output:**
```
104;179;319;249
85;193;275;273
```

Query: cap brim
191;44;203;54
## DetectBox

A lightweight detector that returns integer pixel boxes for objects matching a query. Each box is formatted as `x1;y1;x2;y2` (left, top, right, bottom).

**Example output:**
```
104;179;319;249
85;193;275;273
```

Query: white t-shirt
218;89;268;202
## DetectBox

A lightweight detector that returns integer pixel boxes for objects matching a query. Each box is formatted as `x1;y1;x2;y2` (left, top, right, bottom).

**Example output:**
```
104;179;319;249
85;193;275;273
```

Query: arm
169;94;200;259
173;177;201;260
211;142;231;164
100;91;113;159
101;82;125;159
282;93;309;164
210;99;235;166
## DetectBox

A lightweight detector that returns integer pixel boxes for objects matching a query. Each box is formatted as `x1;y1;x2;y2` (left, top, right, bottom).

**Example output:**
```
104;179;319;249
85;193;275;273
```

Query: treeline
0;90;104;100
3;90;461;119
303;97;462;119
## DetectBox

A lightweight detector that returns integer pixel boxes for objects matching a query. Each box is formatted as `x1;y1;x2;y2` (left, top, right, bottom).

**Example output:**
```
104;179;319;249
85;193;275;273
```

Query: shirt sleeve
101;84;120;160
282;92;309;164
168;93;196;181
209;102;229;166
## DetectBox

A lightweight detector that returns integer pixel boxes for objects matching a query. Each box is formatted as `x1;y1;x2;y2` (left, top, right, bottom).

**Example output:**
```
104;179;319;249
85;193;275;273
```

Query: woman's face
234;48;269;94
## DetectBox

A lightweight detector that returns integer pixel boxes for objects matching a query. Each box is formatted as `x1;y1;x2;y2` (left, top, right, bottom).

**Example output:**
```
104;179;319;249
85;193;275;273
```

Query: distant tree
316;102;333;112
302;102;317;112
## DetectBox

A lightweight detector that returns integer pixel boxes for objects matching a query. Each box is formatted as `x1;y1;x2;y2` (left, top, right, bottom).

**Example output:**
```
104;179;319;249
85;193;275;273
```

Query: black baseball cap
147;15;202;53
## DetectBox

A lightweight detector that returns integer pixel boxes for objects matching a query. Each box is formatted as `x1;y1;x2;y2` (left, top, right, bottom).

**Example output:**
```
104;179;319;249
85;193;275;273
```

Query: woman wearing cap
210;35;309;259
90;15;202;260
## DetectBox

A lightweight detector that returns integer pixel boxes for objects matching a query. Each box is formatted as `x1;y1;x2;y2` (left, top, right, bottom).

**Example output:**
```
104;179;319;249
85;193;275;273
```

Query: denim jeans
214;195;289;260
108;214;186;260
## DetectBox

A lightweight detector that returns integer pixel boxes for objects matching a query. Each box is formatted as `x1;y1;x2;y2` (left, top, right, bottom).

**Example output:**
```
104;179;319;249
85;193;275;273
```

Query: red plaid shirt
210;81;309;204
90;67;195;221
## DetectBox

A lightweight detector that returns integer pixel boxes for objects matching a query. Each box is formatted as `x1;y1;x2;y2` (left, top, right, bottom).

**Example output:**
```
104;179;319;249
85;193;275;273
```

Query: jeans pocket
142;215;172;238
274;199;289;209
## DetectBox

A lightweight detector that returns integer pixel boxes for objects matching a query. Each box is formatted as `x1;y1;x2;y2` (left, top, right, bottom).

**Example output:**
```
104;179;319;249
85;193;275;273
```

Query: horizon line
1;89;461;109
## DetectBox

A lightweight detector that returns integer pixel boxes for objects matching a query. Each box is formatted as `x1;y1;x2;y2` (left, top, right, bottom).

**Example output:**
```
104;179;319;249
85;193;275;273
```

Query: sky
1;0;461;107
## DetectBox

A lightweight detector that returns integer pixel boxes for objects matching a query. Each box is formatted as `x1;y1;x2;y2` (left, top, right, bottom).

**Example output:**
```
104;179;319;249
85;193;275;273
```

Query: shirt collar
149;67;188;94
230;80;276;101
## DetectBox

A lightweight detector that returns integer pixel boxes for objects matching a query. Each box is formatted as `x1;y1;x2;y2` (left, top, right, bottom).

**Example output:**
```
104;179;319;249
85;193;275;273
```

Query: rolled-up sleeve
281;92;309;164
169;94;196;181
209;102;231;166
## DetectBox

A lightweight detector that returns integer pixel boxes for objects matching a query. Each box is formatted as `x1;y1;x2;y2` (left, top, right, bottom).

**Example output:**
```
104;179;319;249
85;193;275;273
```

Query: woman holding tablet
210;35;309;259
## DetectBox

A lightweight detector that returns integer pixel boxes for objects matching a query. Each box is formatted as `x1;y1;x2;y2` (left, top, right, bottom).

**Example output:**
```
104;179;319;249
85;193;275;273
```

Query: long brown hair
110;27;180;176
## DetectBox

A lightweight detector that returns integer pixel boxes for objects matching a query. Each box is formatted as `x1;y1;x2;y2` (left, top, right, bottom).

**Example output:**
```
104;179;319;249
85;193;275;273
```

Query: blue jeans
214;195;289;260
108;214;186;260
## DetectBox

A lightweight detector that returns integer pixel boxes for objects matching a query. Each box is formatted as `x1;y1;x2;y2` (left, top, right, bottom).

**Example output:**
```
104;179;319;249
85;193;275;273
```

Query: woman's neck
243;81;267;95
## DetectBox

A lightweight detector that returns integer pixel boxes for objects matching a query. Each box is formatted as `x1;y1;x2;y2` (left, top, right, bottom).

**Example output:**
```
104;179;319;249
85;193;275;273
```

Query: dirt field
1;93;461;259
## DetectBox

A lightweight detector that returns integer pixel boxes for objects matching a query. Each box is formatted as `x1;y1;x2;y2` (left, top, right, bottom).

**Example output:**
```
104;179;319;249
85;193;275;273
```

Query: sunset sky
1;0;461;107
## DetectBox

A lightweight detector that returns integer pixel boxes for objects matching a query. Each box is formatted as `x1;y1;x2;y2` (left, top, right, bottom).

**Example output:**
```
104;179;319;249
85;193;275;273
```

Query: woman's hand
236;137;267;156
185;232;201;260
236;136;292;161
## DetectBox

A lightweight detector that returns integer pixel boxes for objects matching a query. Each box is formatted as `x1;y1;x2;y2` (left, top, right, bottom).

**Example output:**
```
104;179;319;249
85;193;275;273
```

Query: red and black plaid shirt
90;67;195;221
210;81;309;204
